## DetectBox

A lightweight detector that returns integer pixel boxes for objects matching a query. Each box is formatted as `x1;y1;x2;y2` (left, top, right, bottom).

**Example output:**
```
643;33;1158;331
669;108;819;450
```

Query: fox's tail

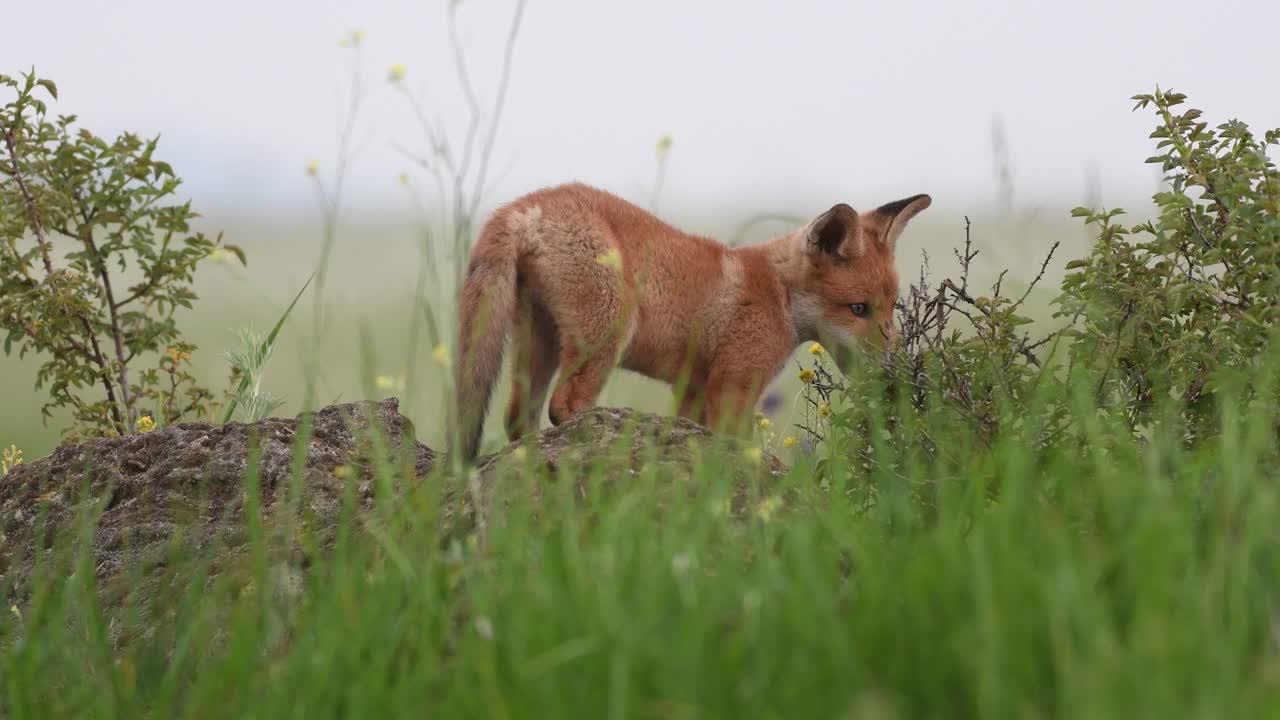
454;220;519;461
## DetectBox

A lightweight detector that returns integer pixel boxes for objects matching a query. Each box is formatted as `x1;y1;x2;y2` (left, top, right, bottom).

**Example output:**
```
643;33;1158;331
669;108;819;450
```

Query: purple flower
760;391;783;417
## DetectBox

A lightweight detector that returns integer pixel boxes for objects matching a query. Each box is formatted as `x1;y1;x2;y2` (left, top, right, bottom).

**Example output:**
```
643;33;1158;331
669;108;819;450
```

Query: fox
453;181;931;460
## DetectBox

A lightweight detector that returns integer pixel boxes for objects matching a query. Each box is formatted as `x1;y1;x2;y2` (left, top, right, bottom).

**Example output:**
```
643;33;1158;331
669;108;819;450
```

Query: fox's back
493;182;740;380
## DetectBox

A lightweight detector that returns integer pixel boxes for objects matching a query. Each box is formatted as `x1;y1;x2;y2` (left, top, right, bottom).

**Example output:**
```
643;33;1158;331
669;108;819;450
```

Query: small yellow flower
655;133;674;158
374;374;403;391
165;347;191;363
135;415;156;434
334;464;355;479
755;496;783;523
782;436;798;449
743;446;763;464
9;604;19;621
1;445;22;475
817;402;832;419
397;172;410;186
388;63;407;83
808;342;826;356
798;368;816;384
595;247;623;271
756;416;772;430
306;159;319;176
432;344;451;368
512;445;528;460
339;29;365;47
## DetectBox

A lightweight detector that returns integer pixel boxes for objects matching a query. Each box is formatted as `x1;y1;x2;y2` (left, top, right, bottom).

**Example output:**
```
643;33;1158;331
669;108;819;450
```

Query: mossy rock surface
1;401;783;638
469;407;787;528
1;399;433;609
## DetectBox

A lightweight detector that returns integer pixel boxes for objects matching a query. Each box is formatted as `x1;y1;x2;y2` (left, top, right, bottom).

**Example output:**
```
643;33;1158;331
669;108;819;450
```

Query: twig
1013;240;1061;310
467;0;527;222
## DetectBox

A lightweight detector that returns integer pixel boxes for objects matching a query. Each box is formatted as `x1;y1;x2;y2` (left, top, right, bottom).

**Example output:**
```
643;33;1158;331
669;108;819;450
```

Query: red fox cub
454;182;930;459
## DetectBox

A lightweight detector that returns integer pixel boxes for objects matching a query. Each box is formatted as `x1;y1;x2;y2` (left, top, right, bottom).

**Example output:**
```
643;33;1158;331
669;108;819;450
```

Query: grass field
5;318;1279;718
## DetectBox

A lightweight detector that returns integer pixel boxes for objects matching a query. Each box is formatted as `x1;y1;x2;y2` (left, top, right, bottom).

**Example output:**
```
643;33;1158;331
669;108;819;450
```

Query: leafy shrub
794;222;1064;509
0;71;244;439
1057;89;1280;443
800;87;1279;481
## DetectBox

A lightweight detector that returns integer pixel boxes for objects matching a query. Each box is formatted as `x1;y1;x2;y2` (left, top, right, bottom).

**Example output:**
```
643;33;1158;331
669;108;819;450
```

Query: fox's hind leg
547;305;635;427
505;294;559;441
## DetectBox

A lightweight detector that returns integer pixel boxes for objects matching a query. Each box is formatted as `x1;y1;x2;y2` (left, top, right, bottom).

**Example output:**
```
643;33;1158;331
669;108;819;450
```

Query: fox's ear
868;194;932;252
806;203;862;259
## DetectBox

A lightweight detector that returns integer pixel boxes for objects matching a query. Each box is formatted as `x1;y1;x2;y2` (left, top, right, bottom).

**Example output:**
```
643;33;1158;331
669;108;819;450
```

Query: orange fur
454;182;930;459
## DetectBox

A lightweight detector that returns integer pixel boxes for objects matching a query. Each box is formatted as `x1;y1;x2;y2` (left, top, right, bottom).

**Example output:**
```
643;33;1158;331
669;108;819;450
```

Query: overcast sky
5;0;1278;221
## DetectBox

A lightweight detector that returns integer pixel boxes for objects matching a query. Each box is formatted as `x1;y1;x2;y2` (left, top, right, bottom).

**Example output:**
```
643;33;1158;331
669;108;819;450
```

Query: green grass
4;349;1279;718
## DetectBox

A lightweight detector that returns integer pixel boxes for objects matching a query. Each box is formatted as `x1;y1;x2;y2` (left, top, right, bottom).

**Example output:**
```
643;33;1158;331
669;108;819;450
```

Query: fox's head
791;193;931;358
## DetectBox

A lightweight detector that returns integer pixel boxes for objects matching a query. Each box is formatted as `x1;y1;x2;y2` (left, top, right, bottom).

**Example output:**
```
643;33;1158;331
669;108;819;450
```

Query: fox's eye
849;303;870;318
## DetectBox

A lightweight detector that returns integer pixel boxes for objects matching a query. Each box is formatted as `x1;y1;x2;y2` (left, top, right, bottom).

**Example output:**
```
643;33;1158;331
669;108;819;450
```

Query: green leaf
223;244;247;267
35;78;58;100
220;272;313;424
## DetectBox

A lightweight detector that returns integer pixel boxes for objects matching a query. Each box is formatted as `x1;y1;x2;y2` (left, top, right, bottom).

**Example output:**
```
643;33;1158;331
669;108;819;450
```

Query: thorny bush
798;88;1279;485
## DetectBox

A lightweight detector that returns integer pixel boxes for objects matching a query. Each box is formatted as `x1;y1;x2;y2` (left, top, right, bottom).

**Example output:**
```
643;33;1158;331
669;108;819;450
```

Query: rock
466;407;786;531
477;406;784;480
0;401;784;629
0;398;433;612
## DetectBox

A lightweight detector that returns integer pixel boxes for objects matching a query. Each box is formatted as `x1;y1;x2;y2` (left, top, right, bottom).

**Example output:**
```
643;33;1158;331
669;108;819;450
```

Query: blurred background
3;0;1278;457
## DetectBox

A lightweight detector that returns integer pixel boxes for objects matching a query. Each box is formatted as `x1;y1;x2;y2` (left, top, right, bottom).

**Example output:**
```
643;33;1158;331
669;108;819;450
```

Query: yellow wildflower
388;63;407;83
432;344;451;368
655;133;674;158
398;172;410;186
798;368;816;384
756;496;783;523
1;445;22;475
339;29;365;47
9;604;19;621
595;247;623;271
374;374;403;391
756;416;772;430
808;342;826;356
743;446;763;464
782;436;798;449
305;159;319;176
135;415;156;434
817;403;832;419
333;464;355;479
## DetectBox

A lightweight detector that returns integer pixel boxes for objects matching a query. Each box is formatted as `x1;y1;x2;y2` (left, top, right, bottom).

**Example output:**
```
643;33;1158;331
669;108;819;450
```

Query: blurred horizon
5;0;1277;221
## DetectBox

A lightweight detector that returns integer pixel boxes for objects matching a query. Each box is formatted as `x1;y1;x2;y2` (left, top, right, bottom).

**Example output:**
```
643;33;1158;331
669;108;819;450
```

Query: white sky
5;0;1278;220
